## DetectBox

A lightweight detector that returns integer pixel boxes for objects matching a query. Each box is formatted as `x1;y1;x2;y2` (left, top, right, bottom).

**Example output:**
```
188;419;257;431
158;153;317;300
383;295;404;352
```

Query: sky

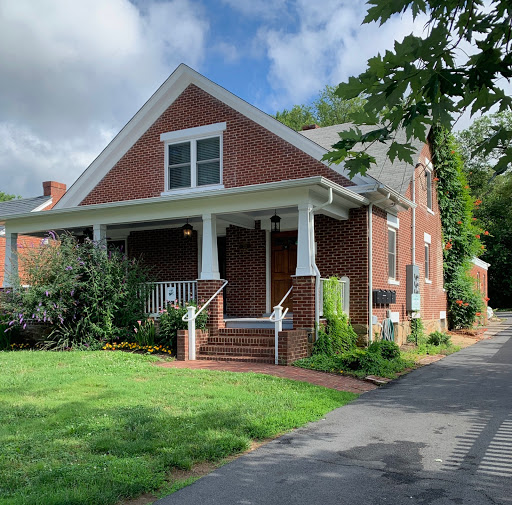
0;0;480;198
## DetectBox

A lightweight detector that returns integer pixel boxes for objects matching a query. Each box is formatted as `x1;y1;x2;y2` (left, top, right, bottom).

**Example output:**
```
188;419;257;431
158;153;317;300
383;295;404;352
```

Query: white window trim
161;123;226;194
425;241;431;282
425;158;434;213
388;226;397;282
387;213;399;229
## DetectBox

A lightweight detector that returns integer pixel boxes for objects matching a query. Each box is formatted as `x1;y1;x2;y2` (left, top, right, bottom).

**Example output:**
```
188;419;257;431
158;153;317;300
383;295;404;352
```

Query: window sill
425;279;432;284
161;184;224;197
427;208;435;215
388;279;400;286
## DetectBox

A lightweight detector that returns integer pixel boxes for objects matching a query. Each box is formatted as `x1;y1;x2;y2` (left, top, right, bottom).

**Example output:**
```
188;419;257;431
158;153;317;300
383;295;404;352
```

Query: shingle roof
300;123;426;195
0;195;51;218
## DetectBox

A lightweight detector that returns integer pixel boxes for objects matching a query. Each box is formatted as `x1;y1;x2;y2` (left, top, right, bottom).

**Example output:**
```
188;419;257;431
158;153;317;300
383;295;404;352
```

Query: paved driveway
156;314;512;505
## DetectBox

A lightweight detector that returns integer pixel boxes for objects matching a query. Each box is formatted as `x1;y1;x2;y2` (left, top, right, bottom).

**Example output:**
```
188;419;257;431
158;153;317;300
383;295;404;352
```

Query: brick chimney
301;124;320;131
42;181;67;209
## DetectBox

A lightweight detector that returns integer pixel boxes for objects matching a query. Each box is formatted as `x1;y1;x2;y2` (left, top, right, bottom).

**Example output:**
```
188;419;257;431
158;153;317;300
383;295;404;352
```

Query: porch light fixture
182;219;193;238
270;210;281;233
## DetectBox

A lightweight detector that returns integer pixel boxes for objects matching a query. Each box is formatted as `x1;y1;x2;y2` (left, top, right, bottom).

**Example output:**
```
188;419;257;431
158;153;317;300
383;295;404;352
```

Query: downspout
412;164;420;265
368;192;391;343
310;188;333;340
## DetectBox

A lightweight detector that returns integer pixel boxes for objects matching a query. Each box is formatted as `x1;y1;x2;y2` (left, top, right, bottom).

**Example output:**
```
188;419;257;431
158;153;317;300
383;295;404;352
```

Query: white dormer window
161;122;226;194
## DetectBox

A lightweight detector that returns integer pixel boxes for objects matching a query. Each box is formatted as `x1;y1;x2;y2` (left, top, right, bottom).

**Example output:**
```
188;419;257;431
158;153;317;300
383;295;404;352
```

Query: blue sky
0;0;430;197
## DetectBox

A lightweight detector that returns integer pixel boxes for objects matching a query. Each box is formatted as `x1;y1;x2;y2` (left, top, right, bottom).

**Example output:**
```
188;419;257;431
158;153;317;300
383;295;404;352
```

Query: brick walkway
157;360;377;394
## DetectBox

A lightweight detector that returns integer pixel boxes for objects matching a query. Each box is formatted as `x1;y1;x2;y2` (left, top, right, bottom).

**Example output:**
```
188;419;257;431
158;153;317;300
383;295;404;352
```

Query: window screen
168;142;191;189
197;137;220;186
388;228;396;279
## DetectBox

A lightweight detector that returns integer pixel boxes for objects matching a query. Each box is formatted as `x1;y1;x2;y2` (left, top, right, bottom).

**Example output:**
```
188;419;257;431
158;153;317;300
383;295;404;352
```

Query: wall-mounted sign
166;286;176;303
406;265;421;312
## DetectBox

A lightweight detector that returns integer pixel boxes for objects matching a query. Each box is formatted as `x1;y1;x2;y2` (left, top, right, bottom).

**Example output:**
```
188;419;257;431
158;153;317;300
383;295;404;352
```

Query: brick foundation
177;328;208;360
278;330;309;365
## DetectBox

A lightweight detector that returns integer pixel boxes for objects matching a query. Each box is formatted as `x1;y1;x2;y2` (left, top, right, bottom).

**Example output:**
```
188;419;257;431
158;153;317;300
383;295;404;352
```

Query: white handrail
269;286;293;320
182;279;228;360
269;286;292;365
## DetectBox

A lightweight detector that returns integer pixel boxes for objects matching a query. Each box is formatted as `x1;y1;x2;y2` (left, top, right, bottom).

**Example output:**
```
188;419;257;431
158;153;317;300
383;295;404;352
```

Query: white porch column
296;202;315;276
3;231;18;288
200;213;220;280
93;224;107;244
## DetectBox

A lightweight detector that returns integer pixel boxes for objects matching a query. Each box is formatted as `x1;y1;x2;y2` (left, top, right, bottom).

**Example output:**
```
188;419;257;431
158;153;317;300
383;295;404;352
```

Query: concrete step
224;317;293;330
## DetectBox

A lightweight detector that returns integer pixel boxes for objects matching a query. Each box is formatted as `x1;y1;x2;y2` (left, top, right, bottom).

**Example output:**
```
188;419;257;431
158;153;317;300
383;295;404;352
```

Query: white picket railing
143;281;197;316
320;277;349;317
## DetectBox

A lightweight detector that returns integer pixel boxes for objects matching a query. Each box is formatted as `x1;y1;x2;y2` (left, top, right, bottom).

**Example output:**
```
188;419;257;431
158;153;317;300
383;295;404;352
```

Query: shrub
368;339;401;360
3;232;154;350
407;317;425;345
427;331;452;347
133;319;156;347
158;301;208;351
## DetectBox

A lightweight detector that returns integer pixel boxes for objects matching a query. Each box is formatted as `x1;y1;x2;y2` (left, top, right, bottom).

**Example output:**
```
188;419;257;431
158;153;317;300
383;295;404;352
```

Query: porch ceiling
0;177;368;235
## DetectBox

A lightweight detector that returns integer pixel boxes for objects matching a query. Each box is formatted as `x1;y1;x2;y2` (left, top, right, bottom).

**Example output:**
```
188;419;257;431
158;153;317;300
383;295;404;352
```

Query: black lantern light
270;210;281;233
182;219;193;238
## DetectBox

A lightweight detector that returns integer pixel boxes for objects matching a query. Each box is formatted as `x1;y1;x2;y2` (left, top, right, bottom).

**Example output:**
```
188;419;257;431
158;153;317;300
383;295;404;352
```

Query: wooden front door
271;231;297;311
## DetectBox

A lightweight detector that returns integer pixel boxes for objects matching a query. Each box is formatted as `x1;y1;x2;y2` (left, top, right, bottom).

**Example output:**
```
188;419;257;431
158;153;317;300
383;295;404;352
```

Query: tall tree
324;0;512;179
456;112;512;308
274;86;365;131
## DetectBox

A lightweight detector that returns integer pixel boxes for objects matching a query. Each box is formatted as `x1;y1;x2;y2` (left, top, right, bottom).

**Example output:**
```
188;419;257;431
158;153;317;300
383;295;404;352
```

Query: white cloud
0;0;209;197
259;0;429;111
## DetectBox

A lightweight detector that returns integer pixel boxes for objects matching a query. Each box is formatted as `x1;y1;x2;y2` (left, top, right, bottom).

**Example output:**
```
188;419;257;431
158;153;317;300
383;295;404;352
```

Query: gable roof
0;195;52;218
300;124;426;196
56;65;373;209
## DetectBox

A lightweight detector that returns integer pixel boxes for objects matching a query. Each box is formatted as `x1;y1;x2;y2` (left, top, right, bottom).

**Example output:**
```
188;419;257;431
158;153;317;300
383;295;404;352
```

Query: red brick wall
80;84;353;205
0;235;45;286
278;329;309;365
127;228;198;282
225;225;266;317
315;209;369;325
371;145;447;327
197;279;225;335
292;276;316;330
470;262;489;323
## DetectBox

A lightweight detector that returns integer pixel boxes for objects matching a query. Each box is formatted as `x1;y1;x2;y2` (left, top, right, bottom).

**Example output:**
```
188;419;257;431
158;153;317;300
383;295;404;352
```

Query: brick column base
197;279;225;336
176;329;208;360
292;275;316;330
277;329;308;365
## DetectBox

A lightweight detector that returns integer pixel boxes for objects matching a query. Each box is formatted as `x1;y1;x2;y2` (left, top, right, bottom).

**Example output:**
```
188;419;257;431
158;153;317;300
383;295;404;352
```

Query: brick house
470;257;490;323
0;64;448;362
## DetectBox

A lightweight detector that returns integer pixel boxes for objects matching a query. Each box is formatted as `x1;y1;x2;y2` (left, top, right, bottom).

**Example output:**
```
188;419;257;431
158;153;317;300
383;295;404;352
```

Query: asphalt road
156;313;512;505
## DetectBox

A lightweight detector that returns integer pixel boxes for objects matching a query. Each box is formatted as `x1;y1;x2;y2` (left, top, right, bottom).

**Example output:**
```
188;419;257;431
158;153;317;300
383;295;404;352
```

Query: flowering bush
158;301;208;351
3;232;154;349
133;319;156;347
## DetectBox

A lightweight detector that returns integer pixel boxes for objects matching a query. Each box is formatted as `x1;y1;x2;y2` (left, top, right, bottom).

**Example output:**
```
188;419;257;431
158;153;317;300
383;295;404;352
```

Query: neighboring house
0;64;447;363
470;257;490;323
0;182;66;286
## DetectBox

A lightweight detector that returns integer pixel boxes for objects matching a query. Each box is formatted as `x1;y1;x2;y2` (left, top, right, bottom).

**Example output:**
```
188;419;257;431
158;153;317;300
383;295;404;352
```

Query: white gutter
368;191;390;343
310;188;333;340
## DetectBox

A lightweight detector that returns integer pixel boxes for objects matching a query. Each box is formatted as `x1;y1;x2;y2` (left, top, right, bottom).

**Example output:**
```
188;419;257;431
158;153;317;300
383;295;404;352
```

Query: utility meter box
406;265;421;312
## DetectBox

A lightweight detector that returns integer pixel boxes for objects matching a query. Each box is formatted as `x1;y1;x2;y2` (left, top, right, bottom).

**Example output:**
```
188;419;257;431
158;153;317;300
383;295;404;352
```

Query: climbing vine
432;127;484;329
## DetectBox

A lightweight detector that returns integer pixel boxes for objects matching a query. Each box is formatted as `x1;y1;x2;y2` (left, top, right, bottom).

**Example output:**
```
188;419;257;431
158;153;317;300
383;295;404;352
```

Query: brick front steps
197;328;276;363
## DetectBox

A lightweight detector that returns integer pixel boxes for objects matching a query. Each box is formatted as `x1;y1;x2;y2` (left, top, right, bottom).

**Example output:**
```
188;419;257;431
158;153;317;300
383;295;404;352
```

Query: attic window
160;122;226;193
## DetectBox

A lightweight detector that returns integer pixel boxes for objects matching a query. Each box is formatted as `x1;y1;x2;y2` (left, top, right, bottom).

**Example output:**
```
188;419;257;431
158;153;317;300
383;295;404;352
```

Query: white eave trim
472;257;490;270
55;64;366;209
0;177;369;228
31;198;53;212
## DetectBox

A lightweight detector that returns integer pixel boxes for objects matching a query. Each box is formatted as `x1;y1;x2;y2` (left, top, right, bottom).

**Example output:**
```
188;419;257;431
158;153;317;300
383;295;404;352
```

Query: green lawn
0;351;356;505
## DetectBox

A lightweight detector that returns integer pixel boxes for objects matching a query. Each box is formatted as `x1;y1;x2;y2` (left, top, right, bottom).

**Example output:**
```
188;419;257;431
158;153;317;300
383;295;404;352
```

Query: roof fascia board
4;177;368;233
471;257;490;270
56;64;368;209
31;198;53;212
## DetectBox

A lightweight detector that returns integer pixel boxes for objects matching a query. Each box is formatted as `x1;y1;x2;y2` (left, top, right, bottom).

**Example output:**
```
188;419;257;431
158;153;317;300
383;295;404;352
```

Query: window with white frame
424;232;431;282
161;123;225;192
426;168;433;210
387;214;399;282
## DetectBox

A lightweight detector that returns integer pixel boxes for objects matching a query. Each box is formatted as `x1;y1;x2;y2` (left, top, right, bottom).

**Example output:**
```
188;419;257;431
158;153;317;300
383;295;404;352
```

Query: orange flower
476;312;481;316
485;297;490;302
433;177;439;182
465;185;469;189
457;221;462;224
456;300;463;305
472;217;477;221
464;303;469;306
451;150;455;154
445;242;453;250
476;234;480;239
484;231;489;235
475;199;482;205
481;245;485;249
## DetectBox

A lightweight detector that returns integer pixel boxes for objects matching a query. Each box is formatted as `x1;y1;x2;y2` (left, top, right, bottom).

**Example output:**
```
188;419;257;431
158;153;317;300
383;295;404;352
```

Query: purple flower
65;266;73;271
70;290;75;296
48;230;57;240
23;324;26;330
45;291;50;297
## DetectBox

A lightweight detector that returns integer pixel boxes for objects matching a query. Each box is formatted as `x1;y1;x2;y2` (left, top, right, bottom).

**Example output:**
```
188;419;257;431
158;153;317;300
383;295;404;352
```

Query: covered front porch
2;177;366;362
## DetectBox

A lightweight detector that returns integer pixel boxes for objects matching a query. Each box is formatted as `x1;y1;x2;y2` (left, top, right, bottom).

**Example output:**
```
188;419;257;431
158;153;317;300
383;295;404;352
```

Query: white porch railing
320;277;349;317
144;281;197;316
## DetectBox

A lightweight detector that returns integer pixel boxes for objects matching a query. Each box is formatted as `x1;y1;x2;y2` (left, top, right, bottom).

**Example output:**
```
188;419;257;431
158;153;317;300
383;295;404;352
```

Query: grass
0;351;356;505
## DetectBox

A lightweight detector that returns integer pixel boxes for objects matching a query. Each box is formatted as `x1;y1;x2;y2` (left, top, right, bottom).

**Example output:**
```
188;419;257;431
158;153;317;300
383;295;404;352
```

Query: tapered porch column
93;224;107;244
3;231;18;288
198;213;224;335
293;203;316;331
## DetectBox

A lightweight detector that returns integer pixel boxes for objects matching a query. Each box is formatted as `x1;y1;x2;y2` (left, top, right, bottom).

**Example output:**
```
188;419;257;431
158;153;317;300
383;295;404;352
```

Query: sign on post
166;286;177;304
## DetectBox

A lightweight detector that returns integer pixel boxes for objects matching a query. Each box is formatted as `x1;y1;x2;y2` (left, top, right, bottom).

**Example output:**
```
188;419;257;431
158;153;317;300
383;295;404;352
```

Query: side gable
80;84;355;206
58;64;367;209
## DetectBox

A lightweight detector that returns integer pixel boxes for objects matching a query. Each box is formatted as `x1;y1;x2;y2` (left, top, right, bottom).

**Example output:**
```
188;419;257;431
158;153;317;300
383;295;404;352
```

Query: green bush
427;331;452;347
133;319;156;347
407;317;426;345
3;232;154;350
158;301;208;351
368;339;401;360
